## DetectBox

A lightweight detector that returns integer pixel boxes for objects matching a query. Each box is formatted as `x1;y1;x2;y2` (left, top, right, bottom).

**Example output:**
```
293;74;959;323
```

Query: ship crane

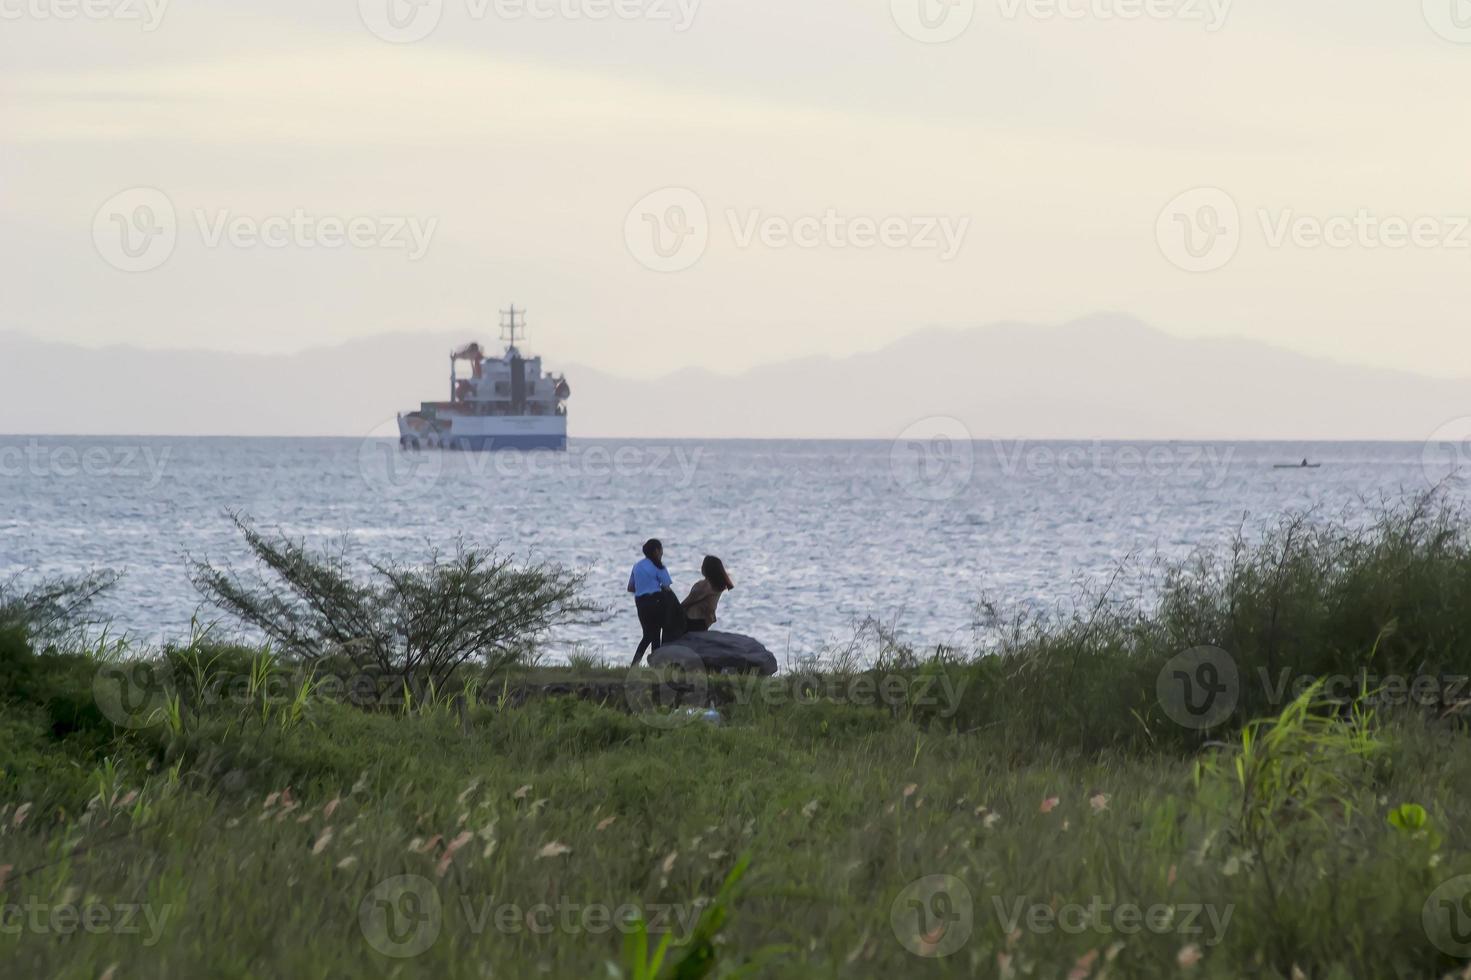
450;342;485;400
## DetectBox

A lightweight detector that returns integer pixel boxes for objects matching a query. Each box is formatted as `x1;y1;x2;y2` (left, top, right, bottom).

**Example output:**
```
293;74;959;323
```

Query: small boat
1274;459;1321;470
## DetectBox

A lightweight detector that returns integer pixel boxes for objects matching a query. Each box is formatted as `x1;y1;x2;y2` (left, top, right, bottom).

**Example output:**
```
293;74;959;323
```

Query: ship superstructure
396;306;570;451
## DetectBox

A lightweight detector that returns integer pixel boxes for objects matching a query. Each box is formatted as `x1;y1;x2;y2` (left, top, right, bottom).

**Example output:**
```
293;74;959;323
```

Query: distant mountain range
2;315;1466;439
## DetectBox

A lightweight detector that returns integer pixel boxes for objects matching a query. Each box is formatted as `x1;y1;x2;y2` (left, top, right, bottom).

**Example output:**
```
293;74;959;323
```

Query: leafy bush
0;570;117;642
944;494;1471;753
1152;495;1471;717
189;514;602;689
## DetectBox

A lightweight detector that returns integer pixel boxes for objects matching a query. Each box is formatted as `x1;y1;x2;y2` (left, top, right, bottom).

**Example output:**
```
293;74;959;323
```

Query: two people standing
628;538;735;666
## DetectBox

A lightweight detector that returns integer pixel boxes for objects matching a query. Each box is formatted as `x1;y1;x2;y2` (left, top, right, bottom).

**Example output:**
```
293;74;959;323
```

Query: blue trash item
650;631;778;676
674;707;725;726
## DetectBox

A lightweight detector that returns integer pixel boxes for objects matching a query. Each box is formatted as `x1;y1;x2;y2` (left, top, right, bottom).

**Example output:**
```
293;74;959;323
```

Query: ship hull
396;414;567;452
436;434;566;451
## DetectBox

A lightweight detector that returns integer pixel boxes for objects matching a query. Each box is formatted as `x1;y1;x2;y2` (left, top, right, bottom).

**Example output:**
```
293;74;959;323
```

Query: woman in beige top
682;556;734;632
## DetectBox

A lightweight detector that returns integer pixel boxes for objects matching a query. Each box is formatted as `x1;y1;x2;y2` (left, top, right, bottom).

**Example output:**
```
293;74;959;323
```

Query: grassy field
7;500;1471;978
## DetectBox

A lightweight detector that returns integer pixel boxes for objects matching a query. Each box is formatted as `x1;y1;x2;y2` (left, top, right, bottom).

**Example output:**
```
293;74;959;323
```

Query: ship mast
500;305;525;356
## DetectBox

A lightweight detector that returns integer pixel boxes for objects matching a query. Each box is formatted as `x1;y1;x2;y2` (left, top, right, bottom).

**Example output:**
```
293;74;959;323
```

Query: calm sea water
1;436;1465;662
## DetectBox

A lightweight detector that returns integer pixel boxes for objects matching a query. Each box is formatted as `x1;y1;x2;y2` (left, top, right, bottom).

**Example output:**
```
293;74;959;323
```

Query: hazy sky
3;0;1470;379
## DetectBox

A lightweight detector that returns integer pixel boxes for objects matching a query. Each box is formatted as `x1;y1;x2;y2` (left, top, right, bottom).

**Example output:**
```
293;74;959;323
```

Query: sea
1;436;1466;664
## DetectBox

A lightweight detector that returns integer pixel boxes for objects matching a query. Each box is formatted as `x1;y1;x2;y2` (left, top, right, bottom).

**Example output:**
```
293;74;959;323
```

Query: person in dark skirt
681;555;734;633
628;538;673;666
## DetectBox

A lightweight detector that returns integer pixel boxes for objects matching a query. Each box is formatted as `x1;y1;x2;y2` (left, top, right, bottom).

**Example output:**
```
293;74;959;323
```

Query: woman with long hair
681;555;734;633
628;538;673;666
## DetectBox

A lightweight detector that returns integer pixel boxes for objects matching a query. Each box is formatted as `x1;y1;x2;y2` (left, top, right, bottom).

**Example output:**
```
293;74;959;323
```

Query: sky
3;0;1471;380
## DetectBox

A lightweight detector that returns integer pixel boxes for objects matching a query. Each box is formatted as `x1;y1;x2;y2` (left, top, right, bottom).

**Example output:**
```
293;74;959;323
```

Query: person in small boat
681;556;735;633
628;538;673;667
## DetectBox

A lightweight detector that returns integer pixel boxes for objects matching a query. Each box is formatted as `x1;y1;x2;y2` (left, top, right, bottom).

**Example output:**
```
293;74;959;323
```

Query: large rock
650;632;779;676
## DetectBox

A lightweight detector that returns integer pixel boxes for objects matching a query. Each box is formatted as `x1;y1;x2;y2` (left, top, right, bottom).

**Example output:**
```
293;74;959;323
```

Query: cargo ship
396;306;570;451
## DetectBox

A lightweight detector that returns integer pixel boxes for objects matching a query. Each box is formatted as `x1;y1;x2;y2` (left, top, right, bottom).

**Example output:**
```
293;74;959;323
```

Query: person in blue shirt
628;538;673;666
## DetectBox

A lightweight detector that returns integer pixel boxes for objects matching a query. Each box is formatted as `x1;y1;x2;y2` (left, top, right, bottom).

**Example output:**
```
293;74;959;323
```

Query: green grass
4;652;1471;978
6;497;1471;978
